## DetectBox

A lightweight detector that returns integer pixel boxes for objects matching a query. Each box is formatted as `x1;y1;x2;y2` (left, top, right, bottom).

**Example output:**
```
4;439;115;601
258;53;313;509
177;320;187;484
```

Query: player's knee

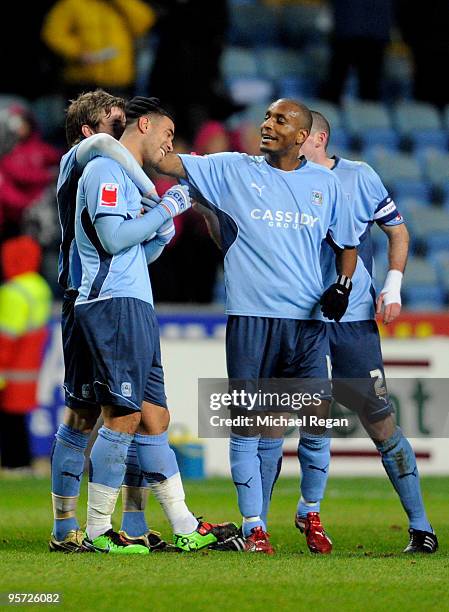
64;406;100;433
102;405;141;434
138;402;170;435
366;414;396;443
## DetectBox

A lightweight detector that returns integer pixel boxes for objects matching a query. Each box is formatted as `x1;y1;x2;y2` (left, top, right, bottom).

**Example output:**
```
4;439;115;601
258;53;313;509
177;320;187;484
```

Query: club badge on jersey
99;183;119;207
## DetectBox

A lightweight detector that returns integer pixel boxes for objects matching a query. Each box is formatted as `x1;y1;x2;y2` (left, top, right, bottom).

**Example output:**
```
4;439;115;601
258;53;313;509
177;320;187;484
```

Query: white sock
86;482;120;540
149;472;198;535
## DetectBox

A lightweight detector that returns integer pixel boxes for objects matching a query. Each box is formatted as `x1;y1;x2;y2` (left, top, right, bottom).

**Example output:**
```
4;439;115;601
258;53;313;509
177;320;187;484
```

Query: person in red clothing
0;105;61;230
0;236;52;471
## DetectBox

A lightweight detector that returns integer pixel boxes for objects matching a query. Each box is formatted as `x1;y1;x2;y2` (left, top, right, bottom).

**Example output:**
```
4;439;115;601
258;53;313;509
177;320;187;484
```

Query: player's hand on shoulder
160;184;192;218
320;275;352;322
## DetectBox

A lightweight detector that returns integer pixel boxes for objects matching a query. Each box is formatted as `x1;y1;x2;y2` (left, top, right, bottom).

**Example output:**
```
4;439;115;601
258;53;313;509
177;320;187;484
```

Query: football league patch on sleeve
99;183;119;207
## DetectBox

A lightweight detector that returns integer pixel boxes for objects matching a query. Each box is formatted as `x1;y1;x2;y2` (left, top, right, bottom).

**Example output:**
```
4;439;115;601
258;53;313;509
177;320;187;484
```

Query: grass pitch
0;476;448;611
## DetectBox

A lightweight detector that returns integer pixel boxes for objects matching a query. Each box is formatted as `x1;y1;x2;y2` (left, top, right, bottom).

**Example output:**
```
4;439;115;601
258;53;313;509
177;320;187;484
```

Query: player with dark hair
297;110;437;554
73;96;238;554
51;89;162;553
149;98;359;553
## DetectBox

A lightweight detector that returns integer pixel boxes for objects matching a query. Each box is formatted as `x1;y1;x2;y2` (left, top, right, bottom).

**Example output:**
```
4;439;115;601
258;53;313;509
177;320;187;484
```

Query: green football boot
92;529;149;554
174;520;239;552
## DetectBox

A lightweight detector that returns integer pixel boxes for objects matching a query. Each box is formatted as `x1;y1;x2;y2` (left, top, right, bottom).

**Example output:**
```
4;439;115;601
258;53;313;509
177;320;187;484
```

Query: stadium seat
258;47;307;80
280;3;327;46
429;251;449;292
402;256;446;308
303;98;343;130
364;151;430;201
383;48;413;101
343;101;399;150
227;3;279;46
391;180;432;203
277;76;318;100
227;77;274;105
417;149;449;191
221;47;258;79
241;102;270;125
392;102;445;149
405;297;447;311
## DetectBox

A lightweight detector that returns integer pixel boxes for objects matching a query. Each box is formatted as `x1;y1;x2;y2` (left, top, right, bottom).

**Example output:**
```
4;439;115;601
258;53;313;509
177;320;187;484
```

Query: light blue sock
120;440;149;537
230;434;264;536
88;426;133;488
297;432;330;518
51;424;89;540
258;437;283;528
376;428;432;532
134;432;179;482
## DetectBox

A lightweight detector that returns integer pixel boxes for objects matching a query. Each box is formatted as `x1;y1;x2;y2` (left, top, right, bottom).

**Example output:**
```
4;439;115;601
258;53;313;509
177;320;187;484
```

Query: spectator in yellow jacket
41;0;156;99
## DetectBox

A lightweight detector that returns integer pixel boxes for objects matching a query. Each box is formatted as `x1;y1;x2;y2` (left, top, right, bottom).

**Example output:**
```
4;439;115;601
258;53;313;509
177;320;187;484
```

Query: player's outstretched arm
76;133;158;198
376;223;409;324
153;153;187;179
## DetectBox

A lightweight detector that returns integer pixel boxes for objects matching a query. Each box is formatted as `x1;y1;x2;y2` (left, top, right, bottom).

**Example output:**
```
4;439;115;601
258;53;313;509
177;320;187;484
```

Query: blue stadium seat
258;48;307;80
417;149;449;190
242;102;271;125
330;129;351;150
227;77;274;105
221;47;259;79
277;76;318;99
429;251;449;292
303;98;343;129
407;206;449;239
343;101;399;150
227;3;279;47
280;3;327;46
402;256;446;307
392;102;445;149
391;180;431;202
364;151;430;201
383;50;413;101
405;297;447;311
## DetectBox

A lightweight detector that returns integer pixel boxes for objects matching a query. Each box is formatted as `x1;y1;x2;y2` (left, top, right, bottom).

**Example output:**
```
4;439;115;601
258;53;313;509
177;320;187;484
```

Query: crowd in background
0;0;447;304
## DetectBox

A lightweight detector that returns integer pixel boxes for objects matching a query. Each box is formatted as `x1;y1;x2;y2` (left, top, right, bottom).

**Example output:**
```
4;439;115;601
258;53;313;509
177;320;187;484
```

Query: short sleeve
328;176;359;249
83;159;128;222
359;163;403;226
178;152;240;210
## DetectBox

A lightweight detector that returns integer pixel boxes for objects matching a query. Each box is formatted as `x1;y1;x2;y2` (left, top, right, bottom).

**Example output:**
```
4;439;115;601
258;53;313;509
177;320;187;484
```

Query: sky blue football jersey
179;153;358;320
319;157;404;322
75;157;153;305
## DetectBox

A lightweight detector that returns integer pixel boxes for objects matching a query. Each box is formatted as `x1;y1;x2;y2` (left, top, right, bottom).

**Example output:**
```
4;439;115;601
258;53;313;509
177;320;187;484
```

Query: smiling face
141;114;175;165
260;99;309;158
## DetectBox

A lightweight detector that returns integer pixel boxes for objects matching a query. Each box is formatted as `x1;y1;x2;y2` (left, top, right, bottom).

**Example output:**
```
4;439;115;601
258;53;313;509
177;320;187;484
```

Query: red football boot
295;512;332;554
243;526;275;554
